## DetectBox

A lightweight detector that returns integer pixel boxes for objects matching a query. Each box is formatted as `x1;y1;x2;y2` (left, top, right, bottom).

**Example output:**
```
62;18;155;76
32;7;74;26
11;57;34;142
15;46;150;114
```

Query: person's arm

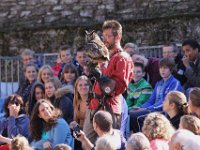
75;130;94;150
0;135;12;144
184;65;200;87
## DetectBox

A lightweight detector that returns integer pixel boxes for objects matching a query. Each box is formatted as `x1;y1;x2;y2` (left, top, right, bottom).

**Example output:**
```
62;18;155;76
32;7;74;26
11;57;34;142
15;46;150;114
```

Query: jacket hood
55;85;73;99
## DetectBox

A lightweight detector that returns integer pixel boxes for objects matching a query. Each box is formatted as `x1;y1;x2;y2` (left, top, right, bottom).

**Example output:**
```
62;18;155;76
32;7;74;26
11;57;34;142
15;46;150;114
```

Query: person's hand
74;130;86;142
8;104;18;117
0;135;12;144
43;141;51;150
182;55;190;68
70;121;78;129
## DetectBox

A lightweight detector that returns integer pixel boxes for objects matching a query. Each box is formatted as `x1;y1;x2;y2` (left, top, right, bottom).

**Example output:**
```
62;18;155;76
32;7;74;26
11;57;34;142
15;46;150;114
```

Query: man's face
159;66;171;79
22;55;35;65
102;28;115;50
182;45;198;61
125;47;135;55
76;51;88;67
163;46;176;58
133;66;144;82
60;50;72;64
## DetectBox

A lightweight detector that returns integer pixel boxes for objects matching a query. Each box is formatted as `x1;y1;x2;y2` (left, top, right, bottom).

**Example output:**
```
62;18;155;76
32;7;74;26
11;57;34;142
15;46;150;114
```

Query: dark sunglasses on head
9;101;20;106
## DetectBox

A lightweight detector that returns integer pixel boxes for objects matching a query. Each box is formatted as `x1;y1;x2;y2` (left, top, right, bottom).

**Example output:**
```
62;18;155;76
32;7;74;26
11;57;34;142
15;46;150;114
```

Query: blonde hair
180;115;200;135
142;112;174;141
10;135;33;150
37;65;54;83
166;91;190;114
95;135;116;150
20;48;35;57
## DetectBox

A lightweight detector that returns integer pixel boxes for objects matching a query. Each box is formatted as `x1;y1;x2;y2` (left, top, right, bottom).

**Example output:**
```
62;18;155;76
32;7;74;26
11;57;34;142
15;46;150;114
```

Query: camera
73;123;81;137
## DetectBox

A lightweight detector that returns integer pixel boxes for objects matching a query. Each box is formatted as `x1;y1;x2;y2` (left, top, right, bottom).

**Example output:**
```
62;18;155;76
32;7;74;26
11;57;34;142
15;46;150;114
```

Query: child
129;57;183;133
126;62;152;109
179;115;200;135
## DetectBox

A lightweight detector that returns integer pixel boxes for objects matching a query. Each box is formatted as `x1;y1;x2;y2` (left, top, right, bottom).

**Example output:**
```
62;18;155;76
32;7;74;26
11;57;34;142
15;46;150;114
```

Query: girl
30;99;73;150
38;65;54;84
45;77;73;124
163;91;190;129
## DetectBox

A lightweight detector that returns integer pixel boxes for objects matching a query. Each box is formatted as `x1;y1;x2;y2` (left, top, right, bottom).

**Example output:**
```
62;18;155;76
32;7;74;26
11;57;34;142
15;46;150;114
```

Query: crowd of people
0;19;200;150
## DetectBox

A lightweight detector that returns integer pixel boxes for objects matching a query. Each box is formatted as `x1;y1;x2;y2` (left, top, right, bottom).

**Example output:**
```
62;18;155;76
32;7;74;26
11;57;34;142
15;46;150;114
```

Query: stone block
80;10;93;17
53;5;63;11
20;11;31;17
61;0;78;4
61;10;73;16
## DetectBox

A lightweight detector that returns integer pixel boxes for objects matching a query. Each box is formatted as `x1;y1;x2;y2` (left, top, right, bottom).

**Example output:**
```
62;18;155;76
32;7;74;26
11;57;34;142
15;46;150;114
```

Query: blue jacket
141;75;183;111
31;118;73;150
0;114;30;138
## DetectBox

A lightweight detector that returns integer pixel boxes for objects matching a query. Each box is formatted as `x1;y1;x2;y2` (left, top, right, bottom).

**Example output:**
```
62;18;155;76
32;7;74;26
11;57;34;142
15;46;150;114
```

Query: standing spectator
45;77;73;123
37;65;54;84
142;112;174;150
188;87;200;118
126;62;152;109
16;63;38;105
162;44;186;85
179;115;200;135
0;94;30;144
163;91;190;129
30;99;73;150
84;20;133;144
182;39;200;88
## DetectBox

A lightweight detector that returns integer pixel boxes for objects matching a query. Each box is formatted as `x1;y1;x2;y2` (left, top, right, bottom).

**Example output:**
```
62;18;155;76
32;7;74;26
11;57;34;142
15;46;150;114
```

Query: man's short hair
102;20;122;37
20;48;35;57
94;111;113;132
134;62;145;72
126;132;150;150
124;43;138;50
159;57;175;71
182;39;200;52
59;45;73;55
163;43;179;53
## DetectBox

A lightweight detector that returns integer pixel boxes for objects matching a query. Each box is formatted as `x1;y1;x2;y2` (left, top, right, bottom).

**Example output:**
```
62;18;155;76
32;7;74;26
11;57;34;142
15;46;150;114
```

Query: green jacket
126;78;152;109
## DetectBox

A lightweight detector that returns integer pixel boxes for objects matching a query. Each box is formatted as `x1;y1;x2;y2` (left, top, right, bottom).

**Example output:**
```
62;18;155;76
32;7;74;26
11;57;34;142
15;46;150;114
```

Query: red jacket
88;49;134;114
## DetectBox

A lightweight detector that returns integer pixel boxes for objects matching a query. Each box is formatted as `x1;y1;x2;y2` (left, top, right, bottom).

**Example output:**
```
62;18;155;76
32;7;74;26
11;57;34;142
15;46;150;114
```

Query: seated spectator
19;48;41;86
75;111;126;150
16;63;38;105
38;65;54;84
126;132;150;150
45;77;73;123
28;81;45;116
162;43;187;85
132;52;161;88
0;94;30;145
163;91;190;129
126;62;152;109
75;46;89;76
61;63;79;91
53;45;74;79
53;144;71;150
129;58;183;132
188;87;200;118
124;43;138;56
10;135;33;150
30;99;73;150
182;39;200;89
179;115;200;135
95;135;116;150
168;129;200;150
142;112;174;150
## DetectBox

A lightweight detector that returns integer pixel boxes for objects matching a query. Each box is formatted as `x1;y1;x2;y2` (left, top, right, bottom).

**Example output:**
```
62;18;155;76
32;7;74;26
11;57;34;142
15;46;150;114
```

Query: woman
28;81;45;116
71;75;92;129
38;65;54;84
30;99;73;150
45;77;73;123
0;94;30;144
142;112;174;150
163;91;190;129
16;63;38;104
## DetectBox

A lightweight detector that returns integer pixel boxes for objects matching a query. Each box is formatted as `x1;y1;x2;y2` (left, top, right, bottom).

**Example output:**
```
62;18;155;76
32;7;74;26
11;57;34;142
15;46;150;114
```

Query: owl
85;30;109;65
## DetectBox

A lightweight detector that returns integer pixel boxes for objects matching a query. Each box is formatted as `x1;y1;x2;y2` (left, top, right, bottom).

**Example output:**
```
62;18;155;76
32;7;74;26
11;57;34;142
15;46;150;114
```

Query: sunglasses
9;101;20;106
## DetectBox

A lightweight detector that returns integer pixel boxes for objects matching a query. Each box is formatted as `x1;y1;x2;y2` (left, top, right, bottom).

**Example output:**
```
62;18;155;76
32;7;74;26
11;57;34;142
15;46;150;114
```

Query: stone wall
0;0;200;55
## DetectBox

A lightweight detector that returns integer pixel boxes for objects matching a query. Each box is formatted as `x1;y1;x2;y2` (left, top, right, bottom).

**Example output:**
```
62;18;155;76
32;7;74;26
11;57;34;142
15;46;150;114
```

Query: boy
126;62;152;109
129;57;183;133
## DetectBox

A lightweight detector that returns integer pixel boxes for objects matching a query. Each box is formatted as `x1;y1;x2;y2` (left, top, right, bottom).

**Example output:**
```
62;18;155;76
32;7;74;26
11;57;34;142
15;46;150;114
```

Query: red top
88;49;134;114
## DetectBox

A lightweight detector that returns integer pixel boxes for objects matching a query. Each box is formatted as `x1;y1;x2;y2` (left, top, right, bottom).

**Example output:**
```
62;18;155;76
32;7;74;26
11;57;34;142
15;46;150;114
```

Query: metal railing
0;46;163;97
